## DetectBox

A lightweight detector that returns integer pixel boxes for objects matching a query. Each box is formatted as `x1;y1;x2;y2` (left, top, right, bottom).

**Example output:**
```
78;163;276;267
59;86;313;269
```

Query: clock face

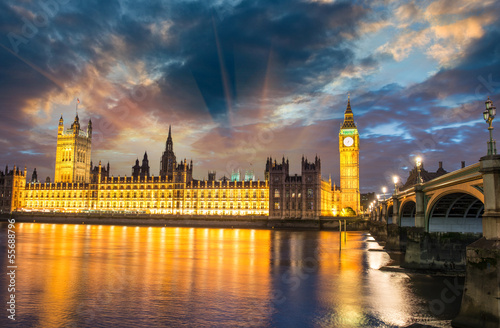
343;137;354;147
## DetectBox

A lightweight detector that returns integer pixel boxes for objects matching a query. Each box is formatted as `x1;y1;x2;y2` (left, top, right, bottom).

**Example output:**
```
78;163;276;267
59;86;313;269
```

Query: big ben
339;95;360;214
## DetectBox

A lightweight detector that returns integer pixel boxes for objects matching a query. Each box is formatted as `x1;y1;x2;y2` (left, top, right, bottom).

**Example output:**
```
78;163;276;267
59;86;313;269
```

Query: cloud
0;0;499;193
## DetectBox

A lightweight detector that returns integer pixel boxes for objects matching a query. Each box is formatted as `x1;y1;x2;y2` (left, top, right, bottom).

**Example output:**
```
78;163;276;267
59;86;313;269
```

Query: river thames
0;223;462;327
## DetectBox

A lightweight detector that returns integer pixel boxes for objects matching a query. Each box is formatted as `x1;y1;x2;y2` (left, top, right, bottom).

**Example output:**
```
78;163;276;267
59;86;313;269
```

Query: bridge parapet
479;155;500;239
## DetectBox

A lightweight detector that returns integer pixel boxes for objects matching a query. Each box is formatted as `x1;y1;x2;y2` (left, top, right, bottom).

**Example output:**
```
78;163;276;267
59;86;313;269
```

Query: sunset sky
1;0;499;192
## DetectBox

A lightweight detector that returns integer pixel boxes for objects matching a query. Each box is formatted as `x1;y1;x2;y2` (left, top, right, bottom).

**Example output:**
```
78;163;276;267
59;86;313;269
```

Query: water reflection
0;223;445;327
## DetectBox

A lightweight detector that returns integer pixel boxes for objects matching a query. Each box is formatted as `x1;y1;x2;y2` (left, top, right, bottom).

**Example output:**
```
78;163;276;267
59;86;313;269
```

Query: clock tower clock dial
343;137;353;147
338;95;360;215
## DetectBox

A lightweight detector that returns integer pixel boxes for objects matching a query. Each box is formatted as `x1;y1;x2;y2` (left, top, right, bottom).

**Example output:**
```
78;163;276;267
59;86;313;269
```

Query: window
307;189;313;197
274;189;280;198
274;202;280;210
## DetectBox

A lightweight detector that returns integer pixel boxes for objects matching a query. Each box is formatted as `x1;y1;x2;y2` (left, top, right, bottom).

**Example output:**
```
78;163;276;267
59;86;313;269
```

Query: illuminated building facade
2;97;361;217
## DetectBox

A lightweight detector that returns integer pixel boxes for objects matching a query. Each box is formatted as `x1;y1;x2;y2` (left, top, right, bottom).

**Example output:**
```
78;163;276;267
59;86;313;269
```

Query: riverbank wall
369;221;482;271
0;212;370;231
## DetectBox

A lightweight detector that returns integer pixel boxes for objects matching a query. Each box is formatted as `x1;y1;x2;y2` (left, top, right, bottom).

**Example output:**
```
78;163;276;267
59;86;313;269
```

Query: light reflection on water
0;223;442;327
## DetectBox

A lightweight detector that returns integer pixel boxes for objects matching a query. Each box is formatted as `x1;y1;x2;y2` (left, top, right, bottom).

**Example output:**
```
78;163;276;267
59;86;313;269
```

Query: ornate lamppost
415;157;422;184
393;176;399;194
483;97;497;155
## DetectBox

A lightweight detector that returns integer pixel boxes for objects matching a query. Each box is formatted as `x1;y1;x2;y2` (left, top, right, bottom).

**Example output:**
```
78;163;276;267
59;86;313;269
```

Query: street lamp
381;187;387;201
393;176;399;193
415;157;422;184
483;97;497;155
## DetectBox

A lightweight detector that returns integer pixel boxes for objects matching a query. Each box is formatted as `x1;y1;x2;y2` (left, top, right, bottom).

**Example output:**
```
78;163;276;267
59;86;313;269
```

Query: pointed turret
141;152;150;178
31;168;38;183
71;114;80;134
87;118;92;138
58;115;64;135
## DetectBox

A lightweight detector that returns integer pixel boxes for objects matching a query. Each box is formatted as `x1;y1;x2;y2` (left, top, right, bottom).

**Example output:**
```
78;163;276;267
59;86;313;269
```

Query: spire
166;125;173;152
143;151;148;160
341;93;356;129
345;92;352;114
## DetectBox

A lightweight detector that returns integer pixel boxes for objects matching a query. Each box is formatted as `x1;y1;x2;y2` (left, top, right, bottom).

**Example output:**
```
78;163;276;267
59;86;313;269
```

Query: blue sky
0;0;499;192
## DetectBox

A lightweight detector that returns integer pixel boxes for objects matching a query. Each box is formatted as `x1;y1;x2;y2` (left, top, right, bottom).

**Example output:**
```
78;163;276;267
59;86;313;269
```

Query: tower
339;95;360;214
160;125;177;179
54;113;92;183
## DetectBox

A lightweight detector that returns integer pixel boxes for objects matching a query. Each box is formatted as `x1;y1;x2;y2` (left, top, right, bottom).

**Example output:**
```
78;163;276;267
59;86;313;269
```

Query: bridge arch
425;185;484;215
387;204;393;223
400;199;416;227
376;206;382;221
426;191;483;233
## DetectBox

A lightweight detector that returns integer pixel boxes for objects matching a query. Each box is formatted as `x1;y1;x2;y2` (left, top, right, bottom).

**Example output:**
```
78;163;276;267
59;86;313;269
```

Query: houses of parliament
0;98;360;218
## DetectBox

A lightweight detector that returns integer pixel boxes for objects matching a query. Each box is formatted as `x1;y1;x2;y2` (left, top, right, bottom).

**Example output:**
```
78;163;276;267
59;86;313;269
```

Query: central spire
166;125;173;152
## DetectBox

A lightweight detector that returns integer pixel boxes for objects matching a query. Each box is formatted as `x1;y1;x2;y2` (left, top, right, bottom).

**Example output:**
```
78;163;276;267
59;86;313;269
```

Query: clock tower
339;95;360;214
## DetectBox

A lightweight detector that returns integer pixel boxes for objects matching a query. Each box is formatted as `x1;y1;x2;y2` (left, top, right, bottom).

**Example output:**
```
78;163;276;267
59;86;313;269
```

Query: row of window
273;201;314;210
25;190;268;199
25;201;268;210
273;189;314;198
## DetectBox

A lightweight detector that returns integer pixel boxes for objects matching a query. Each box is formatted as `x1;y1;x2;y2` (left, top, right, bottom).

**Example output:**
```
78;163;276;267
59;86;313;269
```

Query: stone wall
1;213;370;231
403;229;482;271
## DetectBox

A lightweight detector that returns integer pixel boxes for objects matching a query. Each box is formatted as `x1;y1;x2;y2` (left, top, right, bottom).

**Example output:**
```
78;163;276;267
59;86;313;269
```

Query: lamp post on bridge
415;157;422;184
391;176;400;226
393;176;399;194
483;97;497;155
381;187;387;201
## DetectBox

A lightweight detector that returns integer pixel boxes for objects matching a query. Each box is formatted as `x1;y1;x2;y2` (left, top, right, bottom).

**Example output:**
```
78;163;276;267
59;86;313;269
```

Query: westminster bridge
370;161;485;233
367;154;500;328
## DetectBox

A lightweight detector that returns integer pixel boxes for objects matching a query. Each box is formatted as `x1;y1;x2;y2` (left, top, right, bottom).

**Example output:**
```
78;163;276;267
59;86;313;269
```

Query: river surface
0;222;463;327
